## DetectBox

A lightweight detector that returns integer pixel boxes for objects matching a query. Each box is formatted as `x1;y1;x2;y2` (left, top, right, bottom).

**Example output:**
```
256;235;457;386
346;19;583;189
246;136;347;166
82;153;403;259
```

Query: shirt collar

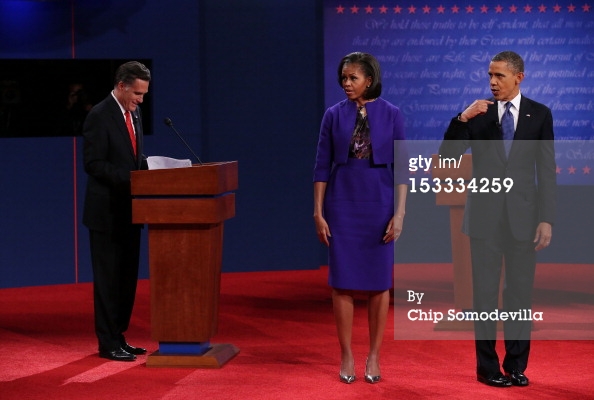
111;90;127;116
500;92;521;111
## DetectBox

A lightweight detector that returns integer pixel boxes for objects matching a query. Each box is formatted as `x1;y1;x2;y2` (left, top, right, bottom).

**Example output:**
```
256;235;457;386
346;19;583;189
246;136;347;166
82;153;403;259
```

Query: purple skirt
324;158;394;291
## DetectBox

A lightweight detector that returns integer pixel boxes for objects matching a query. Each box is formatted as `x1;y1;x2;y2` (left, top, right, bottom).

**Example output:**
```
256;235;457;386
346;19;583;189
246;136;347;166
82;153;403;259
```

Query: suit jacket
439;95;556;241
313;97;408;185
82;94;146;233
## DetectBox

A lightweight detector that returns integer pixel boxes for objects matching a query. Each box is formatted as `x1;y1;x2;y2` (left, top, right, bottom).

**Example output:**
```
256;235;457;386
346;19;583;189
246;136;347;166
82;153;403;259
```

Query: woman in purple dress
313;52;408;384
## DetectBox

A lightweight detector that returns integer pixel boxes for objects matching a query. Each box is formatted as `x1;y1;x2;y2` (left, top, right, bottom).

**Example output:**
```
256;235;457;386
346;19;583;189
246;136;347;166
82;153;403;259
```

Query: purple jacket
313;97;408;183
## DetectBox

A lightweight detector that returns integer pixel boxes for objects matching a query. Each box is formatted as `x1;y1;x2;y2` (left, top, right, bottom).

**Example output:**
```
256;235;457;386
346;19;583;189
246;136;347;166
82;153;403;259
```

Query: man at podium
82;61;151;362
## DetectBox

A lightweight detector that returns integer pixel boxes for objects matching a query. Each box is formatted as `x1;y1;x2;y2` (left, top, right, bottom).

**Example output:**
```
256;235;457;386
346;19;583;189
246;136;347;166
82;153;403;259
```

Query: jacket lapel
107;96;136;161
515;97;532;139
507;97;533;161
132;109;143;169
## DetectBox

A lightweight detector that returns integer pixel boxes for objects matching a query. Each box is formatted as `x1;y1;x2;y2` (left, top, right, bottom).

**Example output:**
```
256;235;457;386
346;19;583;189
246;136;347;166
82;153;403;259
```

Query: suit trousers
89;226;141;351
470;206;536;376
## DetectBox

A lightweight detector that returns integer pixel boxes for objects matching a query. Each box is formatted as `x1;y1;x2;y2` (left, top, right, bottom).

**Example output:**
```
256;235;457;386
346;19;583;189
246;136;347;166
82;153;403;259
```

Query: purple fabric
324;158;394;290
314;97;408;291
313;97;408;184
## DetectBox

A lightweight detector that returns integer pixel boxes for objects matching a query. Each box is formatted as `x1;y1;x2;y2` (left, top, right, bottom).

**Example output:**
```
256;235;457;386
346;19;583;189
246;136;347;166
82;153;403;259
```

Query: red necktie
125;111;137;156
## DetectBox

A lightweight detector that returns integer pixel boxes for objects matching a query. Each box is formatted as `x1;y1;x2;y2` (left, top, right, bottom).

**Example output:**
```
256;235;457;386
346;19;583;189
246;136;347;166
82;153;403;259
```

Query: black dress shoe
99;347;136;361
121;342;147;355
506;370;529;386
477;372;512;387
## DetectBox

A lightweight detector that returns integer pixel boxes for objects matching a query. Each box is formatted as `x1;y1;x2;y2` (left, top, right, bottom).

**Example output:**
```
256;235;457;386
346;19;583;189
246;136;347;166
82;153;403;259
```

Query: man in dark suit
439;51;556;387
83;61;150;361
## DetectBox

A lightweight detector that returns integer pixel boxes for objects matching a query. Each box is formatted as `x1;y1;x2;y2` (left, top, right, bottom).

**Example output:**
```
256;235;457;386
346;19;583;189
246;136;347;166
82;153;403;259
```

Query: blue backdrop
322;0;593;266
0;0;323;288
324;0;594;185
0;0;591;289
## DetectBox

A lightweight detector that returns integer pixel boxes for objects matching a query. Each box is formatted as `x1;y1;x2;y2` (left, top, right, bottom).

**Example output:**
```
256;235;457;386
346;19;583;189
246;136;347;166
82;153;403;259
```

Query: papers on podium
147;156;192;170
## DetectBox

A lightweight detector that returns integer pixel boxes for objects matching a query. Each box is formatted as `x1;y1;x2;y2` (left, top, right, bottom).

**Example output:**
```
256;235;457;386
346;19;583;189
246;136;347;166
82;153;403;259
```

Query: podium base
146;343;239;368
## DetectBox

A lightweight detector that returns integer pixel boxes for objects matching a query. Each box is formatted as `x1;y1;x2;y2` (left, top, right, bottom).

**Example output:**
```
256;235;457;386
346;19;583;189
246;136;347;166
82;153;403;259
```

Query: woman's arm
313;181;331;246
383;183;407;243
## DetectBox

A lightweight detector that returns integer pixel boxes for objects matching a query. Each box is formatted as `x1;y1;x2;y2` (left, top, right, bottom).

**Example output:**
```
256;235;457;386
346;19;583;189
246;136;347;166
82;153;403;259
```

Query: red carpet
1;267;593;399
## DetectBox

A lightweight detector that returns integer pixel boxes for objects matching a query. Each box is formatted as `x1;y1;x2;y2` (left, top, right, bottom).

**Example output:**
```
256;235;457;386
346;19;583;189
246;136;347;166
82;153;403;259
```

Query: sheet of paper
147;156;192;170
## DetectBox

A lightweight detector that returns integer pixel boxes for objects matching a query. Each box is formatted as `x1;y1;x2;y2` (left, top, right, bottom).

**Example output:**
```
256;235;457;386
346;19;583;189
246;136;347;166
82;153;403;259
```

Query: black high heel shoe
365;358;381;384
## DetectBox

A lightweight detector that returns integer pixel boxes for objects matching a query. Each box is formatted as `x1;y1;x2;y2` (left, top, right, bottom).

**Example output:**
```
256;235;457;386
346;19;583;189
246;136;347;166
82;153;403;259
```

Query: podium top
131;161;238;196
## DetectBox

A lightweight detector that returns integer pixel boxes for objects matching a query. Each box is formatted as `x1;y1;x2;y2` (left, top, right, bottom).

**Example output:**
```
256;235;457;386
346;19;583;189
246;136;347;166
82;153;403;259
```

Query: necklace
358;105;366;118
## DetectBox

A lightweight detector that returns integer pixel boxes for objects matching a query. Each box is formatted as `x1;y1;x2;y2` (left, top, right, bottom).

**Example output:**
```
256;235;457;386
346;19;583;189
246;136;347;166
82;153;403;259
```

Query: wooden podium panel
431;154;473;331
132;161;238;195
133;195;235;224
131;161;239;367
431;154;505;332
147;222;223;341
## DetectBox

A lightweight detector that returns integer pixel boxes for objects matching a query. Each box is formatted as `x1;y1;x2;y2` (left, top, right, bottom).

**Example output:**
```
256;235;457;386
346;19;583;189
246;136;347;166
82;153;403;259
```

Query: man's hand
458;100;494;122
534;222;552;251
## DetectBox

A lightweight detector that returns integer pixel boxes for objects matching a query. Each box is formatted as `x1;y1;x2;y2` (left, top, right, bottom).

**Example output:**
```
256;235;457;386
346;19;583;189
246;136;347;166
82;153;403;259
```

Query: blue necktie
501;102;514;157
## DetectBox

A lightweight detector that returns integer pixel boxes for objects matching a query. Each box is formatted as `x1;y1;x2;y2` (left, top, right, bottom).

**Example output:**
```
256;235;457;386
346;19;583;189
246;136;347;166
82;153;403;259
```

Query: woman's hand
314;215;331;247
383;214;404;243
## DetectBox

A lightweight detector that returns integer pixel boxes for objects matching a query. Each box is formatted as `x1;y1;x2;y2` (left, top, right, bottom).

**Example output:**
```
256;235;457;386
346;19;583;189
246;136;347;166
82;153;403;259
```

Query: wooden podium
431;154;473;331
431;154;505;332
131;161;239;367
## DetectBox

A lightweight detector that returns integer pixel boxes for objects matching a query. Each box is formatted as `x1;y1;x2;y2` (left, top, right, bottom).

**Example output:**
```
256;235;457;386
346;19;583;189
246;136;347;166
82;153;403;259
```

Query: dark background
0;0;590;289
0;59;153;137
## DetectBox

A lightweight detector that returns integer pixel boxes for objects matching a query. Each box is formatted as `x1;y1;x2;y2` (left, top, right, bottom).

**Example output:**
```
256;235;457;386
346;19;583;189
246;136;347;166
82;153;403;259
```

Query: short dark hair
337;52;382;99
114;61;151;86
491;51;524;74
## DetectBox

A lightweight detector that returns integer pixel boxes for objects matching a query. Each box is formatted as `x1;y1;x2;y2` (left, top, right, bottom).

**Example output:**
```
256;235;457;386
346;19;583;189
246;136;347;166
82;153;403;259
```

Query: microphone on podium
163;117;203;165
